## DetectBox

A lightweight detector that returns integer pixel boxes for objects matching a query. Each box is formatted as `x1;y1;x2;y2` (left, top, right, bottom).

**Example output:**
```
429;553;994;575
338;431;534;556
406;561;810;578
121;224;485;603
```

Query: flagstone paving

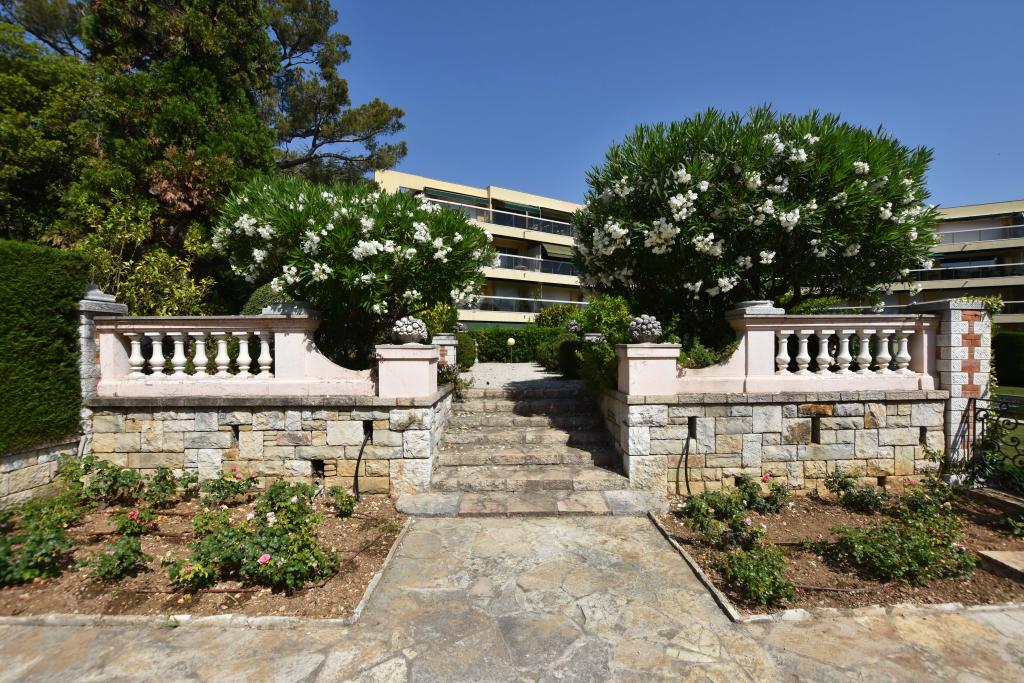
1;517;1023;681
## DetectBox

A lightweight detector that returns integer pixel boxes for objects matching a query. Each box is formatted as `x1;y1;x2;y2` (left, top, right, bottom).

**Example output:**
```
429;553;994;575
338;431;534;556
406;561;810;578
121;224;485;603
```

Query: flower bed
0;457;404;619
658;476;1024;613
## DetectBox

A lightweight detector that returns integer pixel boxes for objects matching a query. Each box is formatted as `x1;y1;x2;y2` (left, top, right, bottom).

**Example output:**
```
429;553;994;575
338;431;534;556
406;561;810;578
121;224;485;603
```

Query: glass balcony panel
909;262;1024;281
939;224;1024;244
425;198;576;238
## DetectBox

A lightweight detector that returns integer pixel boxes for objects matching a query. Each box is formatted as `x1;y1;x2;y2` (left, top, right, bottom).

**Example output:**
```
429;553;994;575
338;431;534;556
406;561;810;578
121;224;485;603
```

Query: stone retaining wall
1;438;79;508
86;388;452;495
601;389;948;494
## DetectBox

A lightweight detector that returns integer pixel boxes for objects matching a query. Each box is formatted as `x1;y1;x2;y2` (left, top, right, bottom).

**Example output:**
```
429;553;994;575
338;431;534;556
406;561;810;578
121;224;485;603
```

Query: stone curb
647;512;1024;624
0;517;413;631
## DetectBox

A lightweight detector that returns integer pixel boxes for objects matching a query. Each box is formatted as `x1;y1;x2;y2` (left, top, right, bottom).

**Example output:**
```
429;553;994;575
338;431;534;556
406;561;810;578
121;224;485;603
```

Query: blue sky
335;1;1022;207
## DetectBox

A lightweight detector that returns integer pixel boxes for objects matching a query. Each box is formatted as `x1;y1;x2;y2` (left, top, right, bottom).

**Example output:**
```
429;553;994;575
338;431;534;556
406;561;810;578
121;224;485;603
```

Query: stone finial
725;300;785;318
79;286;128;316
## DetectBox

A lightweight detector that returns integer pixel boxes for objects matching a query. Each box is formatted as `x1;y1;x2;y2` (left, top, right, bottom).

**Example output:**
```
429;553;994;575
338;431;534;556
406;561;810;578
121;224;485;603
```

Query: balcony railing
493;253;578;276
939;223;1024;244
909;262;1024;281
427;198;576;238
468;296;587;314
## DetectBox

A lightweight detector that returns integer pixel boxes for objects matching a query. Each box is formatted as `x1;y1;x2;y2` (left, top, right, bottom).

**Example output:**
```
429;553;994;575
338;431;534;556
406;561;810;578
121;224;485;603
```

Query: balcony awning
543;244;574;259
424;188;489;208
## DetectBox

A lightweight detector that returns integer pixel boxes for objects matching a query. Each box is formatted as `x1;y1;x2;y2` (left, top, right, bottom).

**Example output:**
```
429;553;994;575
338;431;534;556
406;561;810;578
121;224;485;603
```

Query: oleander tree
574;107;940;346
214;174;495;366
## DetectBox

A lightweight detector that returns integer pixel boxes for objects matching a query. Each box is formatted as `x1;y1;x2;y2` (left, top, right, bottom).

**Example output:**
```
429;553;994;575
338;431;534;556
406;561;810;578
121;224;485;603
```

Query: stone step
437;444;619;467
453;397;595;415
442;427;608;447
396;490;669;517
446;413;604;430
459;381;585;399
431;464;629;493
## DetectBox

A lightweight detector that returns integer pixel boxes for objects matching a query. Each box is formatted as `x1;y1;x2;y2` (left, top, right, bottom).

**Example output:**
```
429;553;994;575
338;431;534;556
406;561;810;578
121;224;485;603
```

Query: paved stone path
1;517;1023;681
461;362;560;388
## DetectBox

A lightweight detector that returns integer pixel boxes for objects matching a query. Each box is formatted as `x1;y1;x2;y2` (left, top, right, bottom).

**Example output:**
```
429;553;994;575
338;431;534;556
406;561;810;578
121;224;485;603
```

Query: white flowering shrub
574;107;940;345
215;175;494;365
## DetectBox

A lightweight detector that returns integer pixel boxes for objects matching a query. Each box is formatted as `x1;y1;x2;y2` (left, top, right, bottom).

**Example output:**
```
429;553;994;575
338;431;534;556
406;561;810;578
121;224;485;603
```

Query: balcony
494;253;578;276
469;296;587;314
939;223;1024;245
909;262;1024;282
427;198;575;238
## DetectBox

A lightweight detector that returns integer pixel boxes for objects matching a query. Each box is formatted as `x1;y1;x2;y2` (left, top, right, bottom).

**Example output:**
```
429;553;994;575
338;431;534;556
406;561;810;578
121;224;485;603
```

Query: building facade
374;171;585;328
889;199;1024;330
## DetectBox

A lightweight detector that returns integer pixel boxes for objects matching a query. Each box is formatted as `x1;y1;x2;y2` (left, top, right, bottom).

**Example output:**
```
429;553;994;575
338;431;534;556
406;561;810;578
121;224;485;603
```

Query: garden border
0;516;412;630
647;512;1024;624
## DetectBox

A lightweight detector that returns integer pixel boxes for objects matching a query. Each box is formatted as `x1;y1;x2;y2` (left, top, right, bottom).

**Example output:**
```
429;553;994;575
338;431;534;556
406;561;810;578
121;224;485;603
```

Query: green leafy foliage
0;497;78;586
81;536;151;581
199;468;259;506
0;240;89;452
420;303;458;336
574;295;634;392
678;477;789;550
242;281;295;315
896;477;958;518
829;514;975;584
84;459;144;506
142;467;197;508
455;332;477;370
327;486;356;518
215;175;494;366
575;106;940;347
824;470;890;514
469;326;564;363
715;546;796;607
113;507;158;536
533;304;582;329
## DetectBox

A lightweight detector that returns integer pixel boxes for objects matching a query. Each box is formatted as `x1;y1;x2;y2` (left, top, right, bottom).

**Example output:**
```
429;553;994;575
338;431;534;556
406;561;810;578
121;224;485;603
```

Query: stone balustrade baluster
795;330;812;375
190;333;209;377
256;331;273;376
855;330;874;374
875;329;894;374
815;330;834;374
125;333;145;379
775;330;791;374
895;328;912;374
835;330;854;374
234;332;253;378
168;332;188;377
145;332;165;377
214;333;231;377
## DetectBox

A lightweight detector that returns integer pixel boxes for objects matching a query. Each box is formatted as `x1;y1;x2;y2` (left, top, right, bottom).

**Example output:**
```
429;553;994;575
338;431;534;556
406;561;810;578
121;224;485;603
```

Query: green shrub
736;475;790;514
579;340;618;394
84;460;145;506
994;331;1024;387
533;304;582;329
897;476;957;517
241;281;295;315
81;536;151;581
469;326;564;362
420;303;458;337
0;240;90;452
680;480;788;550
557;338;582;379
0;499;77;586
327;486;356;518
113;507;158;536
199;468;259;506
824;470;890;514
715;546;795;607
456;332;477;370
829;514;975;584
192;509;232;537
142;467;197;508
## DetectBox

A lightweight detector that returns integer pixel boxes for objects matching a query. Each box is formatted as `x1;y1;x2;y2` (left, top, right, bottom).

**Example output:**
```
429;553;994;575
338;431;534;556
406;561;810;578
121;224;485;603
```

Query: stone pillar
78;286;128;434
376;344;439;398
433;333;457;368
910;299;990;459
616;344;681;396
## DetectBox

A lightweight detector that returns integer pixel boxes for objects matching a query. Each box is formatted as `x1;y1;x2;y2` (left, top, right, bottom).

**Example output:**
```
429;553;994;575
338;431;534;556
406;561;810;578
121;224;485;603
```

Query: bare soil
0;495;404;619
659;493;1024;613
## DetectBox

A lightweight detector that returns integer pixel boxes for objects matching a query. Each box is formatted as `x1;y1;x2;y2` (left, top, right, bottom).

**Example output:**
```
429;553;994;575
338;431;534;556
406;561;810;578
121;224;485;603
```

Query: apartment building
887;199;1024;330
374;171;586;328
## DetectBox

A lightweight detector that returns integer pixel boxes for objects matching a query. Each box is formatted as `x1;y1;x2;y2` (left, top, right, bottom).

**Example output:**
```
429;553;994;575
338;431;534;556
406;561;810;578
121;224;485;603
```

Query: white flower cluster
668;190;698;221
766;176;789;194
706;275;739;297
311;262;332;281
853;161;870;175
736;255;753;269
759;250;776;264
412;221;431;243
810;238;828;257
692;232;723;256
431;237;451;262
450;284;479;307
352;239;384;261
779;208;800;231
643;217;680;254
392;316;427;342
763;132;786;155
842;243;861;257
592;219;630;256
565;319;582;334
628;315;662;342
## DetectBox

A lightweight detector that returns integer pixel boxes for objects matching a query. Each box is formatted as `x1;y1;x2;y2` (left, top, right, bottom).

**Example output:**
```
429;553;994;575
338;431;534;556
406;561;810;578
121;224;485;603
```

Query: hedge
469;326;565;363
456;332;477;370
0;240;90;453
994;331;1024;387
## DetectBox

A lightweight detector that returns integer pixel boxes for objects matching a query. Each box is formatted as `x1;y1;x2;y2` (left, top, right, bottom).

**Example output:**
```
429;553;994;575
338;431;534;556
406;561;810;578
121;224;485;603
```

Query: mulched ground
0;495;404;619
659;493;1024;613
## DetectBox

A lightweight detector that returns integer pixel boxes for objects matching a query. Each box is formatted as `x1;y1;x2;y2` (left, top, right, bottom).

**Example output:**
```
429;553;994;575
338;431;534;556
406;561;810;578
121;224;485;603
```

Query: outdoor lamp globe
507;337;516;347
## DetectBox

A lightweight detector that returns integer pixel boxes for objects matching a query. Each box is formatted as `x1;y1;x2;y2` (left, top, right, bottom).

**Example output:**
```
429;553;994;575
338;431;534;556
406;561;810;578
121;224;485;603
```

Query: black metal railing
970;396;1024;496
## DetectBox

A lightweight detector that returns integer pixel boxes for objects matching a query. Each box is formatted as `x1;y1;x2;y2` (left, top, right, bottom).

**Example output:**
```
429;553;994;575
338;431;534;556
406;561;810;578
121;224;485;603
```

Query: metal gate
970;395;1024;495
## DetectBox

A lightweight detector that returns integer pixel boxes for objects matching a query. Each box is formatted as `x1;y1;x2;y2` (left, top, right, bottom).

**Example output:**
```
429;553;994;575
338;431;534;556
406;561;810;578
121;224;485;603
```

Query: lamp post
507;337;515;364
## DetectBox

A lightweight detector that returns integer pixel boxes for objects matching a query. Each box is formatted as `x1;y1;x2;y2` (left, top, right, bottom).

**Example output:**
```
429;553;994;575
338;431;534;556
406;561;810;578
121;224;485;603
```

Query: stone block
715;434;743;454
804;460;828;479
372;429;403;447
742;433;762;467
911;402;944;427
263;445;296;460
627;427;651;456
92;432;140;453
327;421;365;447
92;413;125;433
895;445;917;475
7;462;52;493
762;432;781;446
728;405;753;416
252;410;285;430
284;459;312;477
864;402;886;428
184;431;233;449
704;405;730;417
359;476;390;494
140;430;183;453
355;445;402;460
219;411;253;426
782;419;811;445
293;446;341;460
276;431;312;446
403;429;431;459
763;445;799;462
705;454;742;468
650;439;683;455
782;404;797;418
650;425;689;440
833;403;865;417
855;430;879;457
364;459;390;476
669;405;705;418
194;412;219;432
128;452;184;469
798;403;833;416
752;405;782;433
695;418;715;453
193;449;222;480
832;429;856;444
238;431;263;460
390;408;432;431
284;410;302;431
716;417;752;434
886;414;912;427
390;459;430;494
878;427;920;446
627;405;668;427
627;454;666;491
800;443;855;460
820;417;862;431
865;458;896;476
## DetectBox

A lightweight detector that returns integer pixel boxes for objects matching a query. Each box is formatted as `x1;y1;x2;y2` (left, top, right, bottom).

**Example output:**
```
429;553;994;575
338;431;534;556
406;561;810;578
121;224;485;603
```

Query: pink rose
761;474;771;483
235;472;244;479
257;553;271;565
231;465;238;472
128;509;139;520
250;472;258;479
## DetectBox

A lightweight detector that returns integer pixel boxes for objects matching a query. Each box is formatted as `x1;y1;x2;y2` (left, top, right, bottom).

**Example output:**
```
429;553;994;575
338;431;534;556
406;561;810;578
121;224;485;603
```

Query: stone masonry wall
87;390;452;495
602;390;948;494
1;438;79;508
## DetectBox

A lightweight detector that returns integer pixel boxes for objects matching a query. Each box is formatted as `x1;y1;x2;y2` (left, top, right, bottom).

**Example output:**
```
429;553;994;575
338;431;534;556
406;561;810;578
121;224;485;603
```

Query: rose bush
215;175;495;366
574;107;940;346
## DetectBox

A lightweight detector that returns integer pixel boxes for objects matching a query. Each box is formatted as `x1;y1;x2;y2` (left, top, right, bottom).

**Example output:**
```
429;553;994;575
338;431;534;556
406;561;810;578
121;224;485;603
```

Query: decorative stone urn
628;315;663;343
392;316;427;344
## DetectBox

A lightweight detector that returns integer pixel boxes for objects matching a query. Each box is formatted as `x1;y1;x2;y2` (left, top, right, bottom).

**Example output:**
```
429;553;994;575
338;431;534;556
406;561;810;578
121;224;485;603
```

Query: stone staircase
397;378;665;517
